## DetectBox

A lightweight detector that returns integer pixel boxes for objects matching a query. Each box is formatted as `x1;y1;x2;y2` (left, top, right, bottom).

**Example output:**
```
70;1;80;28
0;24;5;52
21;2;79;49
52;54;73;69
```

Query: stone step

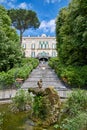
21;81;65;89
29;74;58;77
26;78;59;82
21;63;70;99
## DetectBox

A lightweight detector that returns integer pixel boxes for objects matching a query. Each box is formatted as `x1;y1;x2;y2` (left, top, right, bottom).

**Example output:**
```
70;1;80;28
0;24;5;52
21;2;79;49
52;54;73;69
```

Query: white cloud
0;0;17;8
18;2;32;9
8;2;15;8
45;0;62;4
39;19;55;33
0;0;16;4
18;2;28;9
0;0;7;3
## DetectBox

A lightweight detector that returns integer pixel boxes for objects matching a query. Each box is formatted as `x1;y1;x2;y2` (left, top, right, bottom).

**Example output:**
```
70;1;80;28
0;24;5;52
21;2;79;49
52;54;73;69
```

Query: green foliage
8;8;40;44
48;57;58;69
0;5;11;26
54;89;87;130
11;89;33;111
0;113;3;130
16;65;33;80
60;66;84;87
20;58;39;68
67;113;87;130
15;58;39;81
0;68;19;89
49;58;87;88
57;112;87;130
0;58;39;89
65;89;87;116
33;95;51;119
56;0;87;66
0;5;22;72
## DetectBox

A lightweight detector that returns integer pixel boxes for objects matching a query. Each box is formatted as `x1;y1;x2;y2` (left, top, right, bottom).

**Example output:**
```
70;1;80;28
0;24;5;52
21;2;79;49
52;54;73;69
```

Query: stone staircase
21;63;71;98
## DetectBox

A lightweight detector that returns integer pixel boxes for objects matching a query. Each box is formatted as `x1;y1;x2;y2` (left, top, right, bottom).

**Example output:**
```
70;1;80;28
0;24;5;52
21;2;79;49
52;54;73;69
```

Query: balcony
37;48;51;50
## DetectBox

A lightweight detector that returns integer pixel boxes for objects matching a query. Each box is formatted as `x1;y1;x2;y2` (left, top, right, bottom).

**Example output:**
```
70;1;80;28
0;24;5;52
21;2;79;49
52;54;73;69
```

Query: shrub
60;66;85;87
54;112;87;130
16;65;33;80
33;95;51;119
11;89;33;112
59;112;87;130
20;57;39;68
0;58;39;89
49;58;87;88
0;113;3;130
54;89;87;130
65;89;87;116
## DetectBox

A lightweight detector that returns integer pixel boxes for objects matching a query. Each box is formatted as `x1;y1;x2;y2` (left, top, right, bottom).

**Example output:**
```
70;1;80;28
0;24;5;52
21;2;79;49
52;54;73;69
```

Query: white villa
22;34;57;59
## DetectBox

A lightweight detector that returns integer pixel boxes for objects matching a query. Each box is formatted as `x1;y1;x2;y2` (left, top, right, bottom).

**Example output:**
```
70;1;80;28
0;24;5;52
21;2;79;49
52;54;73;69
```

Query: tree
0;5;22;71
56;0;87;66
8;9;40;44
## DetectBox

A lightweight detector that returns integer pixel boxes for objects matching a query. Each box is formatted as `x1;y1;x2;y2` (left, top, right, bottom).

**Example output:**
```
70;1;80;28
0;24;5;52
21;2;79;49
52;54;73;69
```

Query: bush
65;89;87;116
16;65;33;80
54;89;87;130
49;58;87;88
60;112;87;130
0;113;3;130
48;57;58;69
60;66;85;87
33;95;51;119
0;58;39;89
11;89;33;111
20;57;39;68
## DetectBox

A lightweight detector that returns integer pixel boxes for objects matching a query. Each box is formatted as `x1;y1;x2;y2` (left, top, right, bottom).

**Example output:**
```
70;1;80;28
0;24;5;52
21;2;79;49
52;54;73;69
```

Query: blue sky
0;0;70;36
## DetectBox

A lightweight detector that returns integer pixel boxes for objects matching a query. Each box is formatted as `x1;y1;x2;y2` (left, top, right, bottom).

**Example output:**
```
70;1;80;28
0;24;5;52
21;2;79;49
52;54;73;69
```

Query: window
52;43;56;49
52;51;56;57
43;41;45;49
39;41;49;49
45;41;49;49
39;41;43;49
31;52;35;57
31;44;35;49
23;44;26;49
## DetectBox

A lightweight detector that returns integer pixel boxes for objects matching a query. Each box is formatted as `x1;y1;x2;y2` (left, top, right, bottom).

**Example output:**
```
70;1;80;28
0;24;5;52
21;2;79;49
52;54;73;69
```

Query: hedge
0;58;39;89
49;57;87;88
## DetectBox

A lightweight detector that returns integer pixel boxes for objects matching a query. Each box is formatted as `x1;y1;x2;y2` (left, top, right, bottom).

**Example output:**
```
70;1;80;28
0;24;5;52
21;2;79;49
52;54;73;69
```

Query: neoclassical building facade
22;34;57;59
